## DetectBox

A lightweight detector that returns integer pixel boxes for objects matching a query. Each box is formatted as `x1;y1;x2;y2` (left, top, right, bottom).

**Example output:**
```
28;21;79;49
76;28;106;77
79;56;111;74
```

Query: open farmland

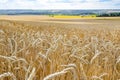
0;16;120;80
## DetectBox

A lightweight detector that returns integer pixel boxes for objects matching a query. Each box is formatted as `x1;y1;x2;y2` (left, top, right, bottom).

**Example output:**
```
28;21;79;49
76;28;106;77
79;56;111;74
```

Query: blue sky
0;0;120;9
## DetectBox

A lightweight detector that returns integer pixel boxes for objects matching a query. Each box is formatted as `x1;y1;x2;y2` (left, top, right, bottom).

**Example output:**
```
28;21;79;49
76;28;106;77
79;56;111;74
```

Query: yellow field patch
53;15;96;19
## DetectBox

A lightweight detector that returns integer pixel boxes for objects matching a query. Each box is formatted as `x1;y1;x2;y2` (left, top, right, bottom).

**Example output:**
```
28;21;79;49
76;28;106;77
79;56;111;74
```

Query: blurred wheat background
0;20;120;80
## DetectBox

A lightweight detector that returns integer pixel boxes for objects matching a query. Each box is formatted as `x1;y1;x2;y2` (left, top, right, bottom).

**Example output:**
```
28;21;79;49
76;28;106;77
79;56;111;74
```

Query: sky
0;0;120;9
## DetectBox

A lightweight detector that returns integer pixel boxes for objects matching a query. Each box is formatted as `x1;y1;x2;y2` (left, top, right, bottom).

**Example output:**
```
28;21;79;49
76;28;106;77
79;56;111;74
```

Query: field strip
38;20;101;24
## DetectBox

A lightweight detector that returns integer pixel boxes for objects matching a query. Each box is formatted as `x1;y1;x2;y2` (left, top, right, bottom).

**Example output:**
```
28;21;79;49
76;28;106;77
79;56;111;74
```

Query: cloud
0;0;120;9
0;0;8;3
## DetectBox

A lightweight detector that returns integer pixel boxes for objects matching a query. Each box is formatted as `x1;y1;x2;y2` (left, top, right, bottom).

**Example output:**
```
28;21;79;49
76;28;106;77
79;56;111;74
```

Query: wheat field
0;18;120;80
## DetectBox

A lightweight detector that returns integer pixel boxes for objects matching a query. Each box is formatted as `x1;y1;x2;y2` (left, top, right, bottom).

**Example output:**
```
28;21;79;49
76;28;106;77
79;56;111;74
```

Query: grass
0;19;120;80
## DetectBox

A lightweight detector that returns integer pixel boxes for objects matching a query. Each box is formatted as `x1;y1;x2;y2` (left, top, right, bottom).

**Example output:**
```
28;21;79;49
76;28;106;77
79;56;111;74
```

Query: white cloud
0;0;120;9
0;0;8;3
86;0;99;2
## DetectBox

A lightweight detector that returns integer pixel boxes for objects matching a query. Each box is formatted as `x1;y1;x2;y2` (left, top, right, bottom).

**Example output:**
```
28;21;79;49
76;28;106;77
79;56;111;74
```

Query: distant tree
97;12;120;17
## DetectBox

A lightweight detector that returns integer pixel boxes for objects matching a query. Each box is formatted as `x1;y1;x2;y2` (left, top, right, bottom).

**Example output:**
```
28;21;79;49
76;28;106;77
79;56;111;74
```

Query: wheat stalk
80;63;87;80
43;70;67;80
8;38;14;54
92;73;108;80
0;55;28;64
0;72;16;80
61;64;79;80
43;67;75;80
27;67;36;80
90;50;101;64
116;56;120;64
0;29;4;34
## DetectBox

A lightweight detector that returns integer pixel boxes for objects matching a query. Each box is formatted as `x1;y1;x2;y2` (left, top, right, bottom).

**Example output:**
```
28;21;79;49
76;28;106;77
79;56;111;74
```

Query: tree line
97;12;120;17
